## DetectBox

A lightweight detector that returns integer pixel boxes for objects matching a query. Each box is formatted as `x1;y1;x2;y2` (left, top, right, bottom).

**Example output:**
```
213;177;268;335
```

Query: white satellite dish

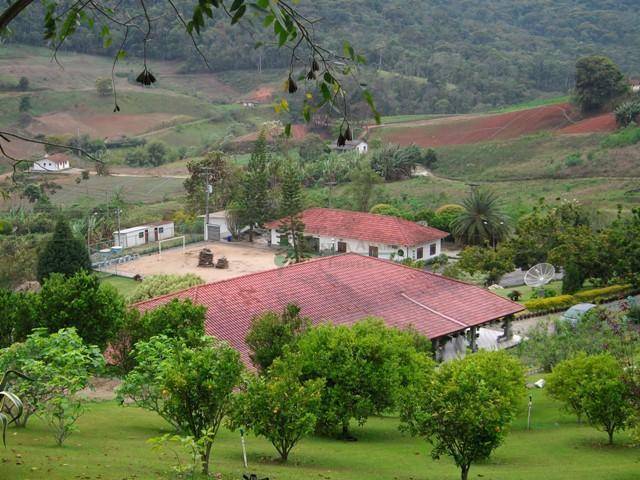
524;263;556;288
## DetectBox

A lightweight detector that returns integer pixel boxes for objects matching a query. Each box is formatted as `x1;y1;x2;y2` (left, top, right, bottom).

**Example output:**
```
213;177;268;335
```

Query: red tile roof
265;208;448;246
135;254;523;366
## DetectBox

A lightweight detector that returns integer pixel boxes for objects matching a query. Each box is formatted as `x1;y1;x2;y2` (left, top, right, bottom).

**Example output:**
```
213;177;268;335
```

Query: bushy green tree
400;351;524;480
37;271;127;349
290;319;433;439
161;337;243;475
548;353;633;444
229;358;324;461
346;160;383;212
457;245;515;285
0;328;104;432
575;55;628;113
37;217;91;283
112;299;206;372
245;303;310;373
117;335;187;430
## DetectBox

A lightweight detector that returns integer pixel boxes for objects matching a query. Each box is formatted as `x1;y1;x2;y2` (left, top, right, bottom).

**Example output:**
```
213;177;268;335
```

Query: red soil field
28;112;183;138
376;104;580;147
558;113;617;134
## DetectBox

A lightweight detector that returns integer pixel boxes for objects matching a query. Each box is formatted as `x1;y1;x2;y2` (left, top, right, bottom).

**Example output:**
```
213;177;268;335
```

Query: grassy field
433;131;640;181
494;281;563;301
323;175;640;220
46;175;186;208
2;383;638;480
489;95;571;113
96;272;139;297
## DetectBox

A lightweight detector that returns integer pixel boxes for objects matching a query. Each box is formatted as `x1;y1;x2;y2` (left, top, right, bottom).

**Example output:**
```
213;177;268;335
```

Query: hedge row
522;284;633;314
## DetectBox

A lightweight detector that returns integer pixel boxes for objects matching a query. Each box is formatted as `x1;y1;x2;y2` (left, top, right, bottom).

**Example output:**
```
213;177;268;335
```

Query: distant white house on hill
32;153;71;172
266;207;448;261
113;221;175;249
631;78;640;93
331;139;368;155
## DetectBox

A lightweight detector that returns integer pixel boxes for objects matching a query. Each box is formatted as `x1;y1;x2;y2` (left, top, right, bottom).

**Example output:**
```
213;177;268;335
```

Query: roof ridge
355;254;525;309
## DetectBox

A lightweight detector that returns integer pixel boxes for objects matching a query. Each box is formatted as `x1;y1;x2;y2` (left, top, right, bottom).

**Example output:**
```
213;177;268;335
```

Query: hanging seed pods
136;67;156;86
287;75;298;94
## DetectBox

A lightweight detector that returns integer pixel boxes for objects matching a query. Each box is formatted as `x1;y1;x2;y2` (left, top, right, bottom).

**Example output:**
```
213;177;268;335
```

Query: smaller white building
332;140;368;155
32;153;71;172
266;208;448;261
113;221;174;249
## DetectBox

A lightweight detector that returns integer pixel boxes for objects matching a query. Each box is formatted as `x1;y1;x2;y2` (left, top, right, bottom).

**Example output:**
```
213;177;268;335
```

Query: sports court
104;241;279;283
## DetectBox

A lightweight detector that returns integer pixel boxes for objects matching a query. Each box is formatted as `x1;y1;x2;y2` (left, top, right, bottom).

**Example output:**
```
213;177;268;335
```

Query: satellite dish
524;263;556;288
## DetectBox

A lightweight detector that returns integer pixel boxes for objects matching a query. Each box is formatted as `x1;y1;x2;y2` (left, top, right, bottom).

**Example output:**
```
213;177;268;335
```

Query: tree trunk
249;225;254;243
201;441;213;476
460;464;470;480
608;429;614;445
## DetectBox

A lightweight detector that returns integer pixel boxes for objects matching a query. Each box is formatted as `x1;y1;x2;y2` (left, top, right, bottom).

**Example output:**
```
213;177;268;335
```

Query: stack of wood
215;256;229;269
198;249;214;267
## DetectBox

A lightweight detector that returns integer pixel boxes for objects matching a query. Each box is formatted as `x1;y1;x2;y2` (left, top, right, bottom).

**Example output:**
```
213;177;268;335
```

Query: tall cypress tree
37;217;91;283
242;131;271;242
279;161;306;263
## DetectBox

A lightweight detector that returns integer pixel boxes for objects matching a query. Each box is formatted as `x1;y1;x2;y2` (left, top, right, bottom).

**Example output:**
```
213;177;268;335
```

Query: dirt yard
114;241;279;283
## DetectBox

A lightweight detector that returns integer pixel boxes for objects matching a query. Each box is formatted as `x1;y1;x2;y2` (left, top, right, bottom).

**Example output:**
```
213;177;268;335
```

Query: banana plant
0;370;30;446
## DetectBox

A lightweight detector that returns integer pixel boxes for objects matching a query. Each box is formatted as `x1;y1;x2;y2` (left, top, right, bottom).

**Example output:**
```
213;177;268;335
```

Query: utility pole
202;167;213;241
116;208;122;246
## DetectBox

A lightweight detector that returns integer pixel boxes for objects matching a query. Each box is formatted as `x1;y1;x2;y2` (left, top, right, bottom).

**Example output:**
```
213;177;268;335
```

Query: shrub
128;274;204;303
601;124;640;148
523;295;575;313
614;100;640;127
574;284;632;302
507;290;522;301
564;153;583;167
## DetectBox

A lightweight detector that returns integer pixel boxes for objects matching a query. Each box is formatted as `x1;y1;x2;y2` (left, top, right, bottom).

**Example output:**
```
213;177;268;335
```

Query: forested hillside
5;0;640;114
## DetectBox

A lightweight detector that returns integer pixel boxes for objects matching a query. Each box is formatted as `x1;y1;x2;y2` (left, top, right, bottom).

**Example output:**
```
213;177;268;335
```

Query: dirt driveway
114;241;279;283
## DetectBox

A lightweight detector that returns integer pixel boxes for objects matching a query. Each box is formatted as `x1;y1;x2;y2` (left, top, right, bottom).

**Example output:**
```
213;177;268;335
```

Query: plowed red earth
559;113;617;134
376;103;615;147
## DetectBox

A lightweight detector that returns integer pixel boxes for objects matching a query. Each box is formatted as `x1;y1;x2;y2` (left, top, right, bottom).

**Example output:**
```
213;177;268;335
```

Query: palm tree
451;189;510;246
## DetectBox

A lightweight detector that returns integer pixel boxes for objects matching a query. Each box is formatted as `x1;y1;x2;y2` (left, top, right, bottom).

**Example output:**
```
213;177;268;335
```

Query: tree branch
0;0;34;32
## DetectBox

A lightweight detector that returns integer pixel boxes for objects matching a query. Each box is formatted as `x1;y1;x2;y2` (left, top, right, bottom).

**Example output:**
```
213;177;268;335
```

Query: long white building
266;208;448;261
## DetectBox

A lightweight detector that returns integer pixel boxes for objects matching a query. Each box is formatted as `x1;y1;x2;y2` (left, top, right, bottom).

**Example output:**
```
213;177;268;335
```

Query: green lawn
2;385;637;480
96;273;139;298
494;281;563;302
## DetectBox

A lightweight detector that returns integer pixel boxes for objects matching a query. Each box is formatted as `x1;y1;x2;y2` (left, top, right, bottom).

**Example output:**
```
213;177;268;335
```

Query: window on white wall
138;232;144;238
429;243;437;256
417;247;424;259
159;227;164;233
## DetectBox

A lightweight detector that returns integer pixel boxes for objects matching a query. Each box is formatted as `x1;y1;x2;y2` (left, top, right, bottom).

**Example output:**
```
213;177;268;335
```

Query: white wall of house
150;223;174;242
114;227;148;249
113;222;174;248
32;158;70;172
355;142;368;154
270;229;441;260
201;212;232;240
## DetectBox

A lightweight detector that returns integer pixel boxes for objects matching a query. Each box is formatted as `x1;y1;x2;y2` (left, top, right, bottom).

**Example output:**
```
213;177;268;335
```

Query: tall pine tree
279;161;306;264
241;132;271;242
37;217;91;283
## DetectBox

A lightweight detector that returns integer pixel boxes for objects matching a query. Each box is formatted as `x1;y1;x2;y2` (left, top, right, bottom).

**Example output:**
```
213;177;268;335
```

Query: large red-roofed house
135;254;523;365
265;208;449;261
